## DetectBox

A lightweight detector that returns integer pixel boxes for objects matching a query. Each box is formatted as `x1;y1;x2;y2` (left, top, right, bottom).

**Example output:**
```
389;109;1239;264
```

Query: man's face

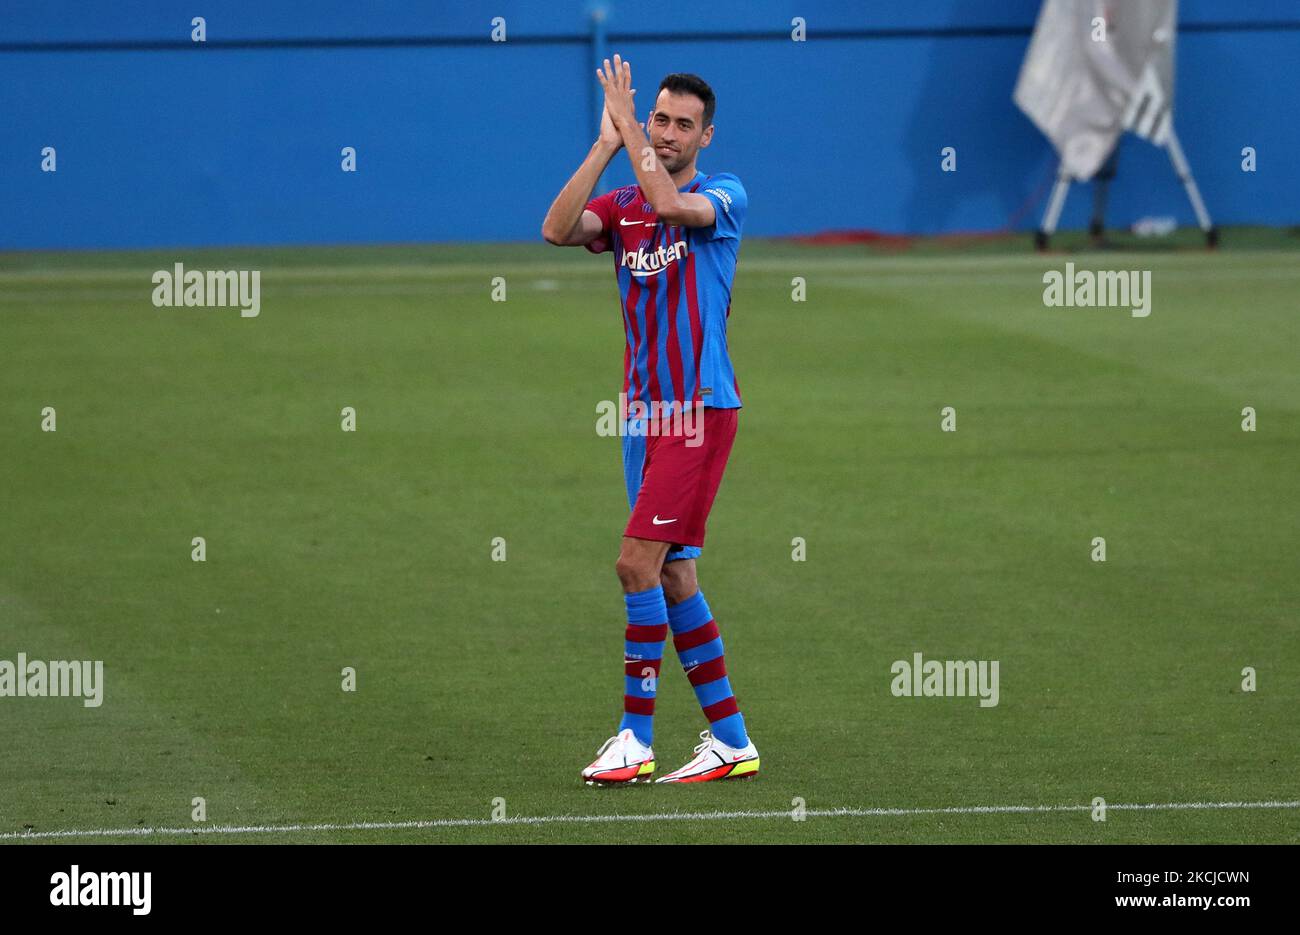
647;90;714;174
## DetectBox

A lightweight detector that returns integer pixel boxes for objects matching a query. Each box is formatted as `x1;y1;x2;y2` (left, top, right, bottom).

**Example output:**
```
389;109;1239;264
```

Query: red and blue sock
619;585;668;747
667;590;749;749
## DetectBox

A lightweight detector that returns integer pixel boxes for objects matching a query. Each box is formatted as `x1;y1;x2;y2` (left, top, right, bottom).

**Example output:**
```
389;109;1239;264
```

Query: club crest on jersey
622;240;688;278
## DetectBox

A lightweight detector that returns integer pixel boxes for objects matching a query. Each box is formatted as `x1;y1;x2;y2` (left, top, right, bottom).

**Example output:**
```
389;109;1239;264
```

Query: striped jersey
584;171;746;410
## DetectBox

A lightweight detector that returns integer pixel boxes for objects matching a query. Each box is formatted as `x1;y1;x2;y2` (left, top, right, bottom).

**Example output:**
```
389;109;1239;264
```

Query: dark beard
660;152;688;173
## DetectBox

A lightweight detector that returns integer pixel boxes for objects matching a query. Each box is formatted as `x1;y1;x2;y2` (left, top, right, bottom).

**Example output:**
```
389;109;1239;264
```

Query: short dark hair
657;73;716;127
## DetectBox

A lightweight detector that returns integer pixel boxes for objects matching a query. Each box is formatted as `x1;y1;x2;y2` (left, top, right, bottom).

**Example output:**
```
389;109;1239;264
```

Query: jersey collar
676;170;704;192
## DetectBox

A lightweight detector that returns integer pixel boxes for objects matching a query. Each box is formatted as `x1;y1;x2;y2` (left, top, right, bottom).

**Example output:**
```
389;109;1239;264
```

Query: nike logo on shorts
652;516;677;525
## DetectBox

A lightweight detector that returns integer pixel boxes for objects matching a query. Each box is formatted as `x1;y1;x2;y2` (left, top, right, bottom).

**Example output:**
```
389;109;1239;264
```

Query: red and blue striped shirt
585;171;746;411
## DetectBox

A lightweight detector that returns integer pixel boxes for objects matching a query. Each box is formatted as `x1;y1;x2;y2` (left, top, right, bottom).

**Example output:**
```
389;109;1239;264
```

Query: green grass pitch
1;231;1297;843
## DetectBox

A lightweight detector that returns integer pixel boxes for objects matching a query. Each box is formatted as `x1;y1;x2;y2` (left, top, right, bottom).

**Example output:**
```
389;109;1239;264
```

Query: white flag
1014;0;1178;179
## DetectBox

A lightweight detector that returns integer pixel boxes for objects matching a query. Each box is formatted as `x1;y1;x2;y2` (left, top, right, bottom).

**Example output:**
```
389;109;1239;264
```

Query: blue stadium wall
2;0;1297;249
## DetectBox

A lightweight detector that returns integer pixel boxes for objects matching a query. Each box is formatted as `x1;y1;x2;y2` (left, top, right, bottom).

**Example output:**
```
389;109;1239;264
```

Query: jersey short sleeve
698;174;747;242
583;190;617;255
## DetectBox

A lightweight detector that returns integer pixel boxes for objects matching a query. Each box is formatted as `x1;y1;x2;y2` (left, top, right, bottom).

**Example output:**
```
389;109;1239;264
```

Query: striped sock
619;585;669;747
667;590;749;749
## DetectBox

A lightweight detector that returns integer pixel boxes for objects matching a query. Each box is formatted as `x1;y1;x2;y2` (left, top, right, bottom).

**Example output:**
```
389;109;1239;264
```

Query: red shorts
624;406;738;548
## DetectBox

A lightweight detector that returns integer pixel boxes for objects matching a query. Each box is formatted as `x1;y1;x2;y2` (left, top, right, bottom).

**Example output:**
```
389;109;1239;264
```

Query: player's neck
670;162;700;190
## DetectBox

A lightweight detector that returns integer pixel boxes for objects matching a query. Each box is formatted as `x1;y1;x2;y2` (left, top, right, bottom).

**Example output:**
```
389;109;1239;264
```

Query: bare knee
660;559;699;605
615;555;647;590
616;539;668;592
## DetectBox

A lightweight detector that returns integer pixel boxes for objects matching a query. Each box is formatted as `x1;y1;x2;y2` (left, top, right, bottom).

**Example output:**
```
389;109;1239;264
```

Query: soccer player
542;55;758;784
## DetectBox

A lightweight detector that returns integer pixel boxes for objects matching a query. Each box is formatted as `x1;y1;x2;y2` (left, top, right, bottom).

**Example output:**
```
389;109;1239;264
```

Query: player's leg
581;415;672;784
656;557;758;782
630;407;757;783
616;536;671;592
660;554;697;602
581;535;671;784
614;535;673;742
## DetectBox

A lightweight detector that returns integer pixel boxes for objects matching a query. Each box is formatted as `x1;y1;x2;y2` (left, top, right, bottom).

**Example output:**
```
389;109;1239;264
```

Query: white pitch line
3;800;1297;841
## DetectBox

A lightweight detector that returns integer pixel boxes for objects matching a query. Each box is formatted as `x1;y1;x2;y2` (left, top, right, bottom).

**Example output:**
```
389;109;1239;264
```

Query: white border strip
4;800;1297;841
